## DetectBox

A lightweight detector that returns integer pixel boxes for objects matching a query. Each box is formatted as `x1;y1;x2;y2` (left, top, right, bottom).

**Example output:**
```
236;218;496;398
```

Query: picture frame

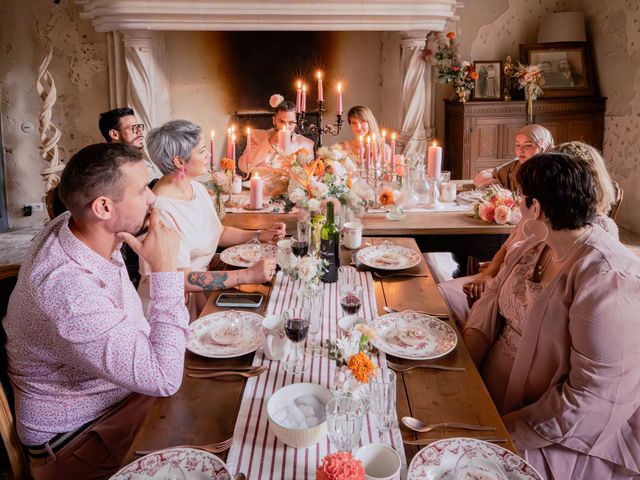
472;61;503;100
519;42;596;97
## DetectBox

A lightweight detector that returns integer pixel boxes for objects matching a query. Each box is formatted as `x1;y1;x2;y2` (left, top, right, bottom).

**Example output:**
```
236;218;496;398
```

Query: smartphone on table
215;293;264;308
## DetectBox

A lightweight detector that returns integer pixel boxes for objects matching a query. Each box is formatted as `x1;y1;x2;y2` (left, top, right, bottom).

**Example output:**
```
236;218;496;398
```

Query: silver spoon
402;416;496;433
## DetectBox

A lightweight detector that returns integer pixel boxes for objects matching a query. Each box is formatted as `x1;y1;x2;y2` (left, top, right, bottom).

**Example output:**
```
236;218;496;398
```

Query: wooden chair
0;265;29;480
609;181;623;220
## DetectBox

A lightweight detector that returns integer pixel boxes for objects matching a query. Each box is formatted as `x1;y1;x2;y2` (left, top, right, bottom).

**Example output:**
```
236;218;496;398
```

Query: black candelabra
295;100;344;149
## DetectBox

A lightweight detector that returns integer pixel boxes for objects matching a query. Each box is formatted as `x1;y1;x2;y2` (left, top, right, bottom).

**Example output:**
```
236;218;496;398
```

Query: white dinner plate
356;245;422;271
408;437;543;480
187;311;264;358
456;190;486;205
220;243;277;268
370;311;457;360
110;447;233;479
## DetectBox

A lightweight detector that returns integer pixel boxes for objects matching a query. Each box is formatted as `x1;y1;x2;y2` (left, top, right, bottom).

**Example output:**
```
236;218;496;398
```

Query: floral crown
269;94;284;109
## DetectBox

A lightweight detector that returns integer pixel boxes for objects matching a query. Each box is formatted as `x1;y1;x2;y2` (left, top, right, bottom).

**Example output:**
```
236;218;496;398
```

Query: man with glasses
99;108;162;180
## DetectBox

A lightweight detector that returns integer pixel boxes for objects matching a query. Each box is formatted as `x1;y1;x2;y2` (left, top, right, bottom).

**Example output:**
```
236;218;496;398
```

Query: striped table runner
225;271;407;479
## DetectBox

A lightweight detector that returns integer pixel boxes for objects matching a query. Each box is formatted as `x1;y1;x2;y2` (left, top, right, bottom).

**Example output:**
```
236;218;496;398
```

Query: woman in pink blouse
463;152;640;479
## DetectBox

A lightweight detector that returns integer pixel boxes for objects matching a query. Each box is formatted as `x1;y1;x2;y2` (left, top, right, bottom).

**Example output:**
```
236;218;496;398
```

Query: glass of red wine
338;266;363;327
292;221;310;257
283;307;311;375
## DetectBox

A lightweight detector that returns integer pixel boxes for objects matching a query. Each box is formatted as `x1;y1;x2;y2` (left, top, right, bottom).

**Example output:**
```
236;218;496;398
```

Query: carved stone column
121;31;171;130
399;32;434;159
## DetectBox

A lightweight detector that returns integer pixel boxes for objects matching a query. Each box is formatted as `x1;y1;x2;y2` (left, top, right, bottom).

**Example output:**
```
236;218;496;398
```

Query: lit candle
277;127;290;152
210;130;215;170
226;128;232;159
427;141;443;179
232;174;243;194
380;130;387;169
391;132;397;173
316;71;324;102
296;80;302;113
358;134;364;165
365;135;371;173
336;82;343;115
301;84;307;112
245;127;251;161
249;173;264;210
231;133;237;165
371;133;378;171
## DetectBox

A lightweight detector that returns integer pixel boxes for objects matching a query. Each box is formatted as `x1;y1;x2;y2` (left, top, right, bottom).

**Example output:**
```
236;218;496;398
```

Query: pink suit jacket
463;225;640;475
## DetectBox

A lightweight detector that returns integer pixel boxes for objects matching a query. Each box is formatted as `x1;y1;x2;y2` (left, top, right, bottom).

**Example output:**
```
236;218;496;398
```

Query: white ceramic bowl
355;443;402;480
267;382;332;449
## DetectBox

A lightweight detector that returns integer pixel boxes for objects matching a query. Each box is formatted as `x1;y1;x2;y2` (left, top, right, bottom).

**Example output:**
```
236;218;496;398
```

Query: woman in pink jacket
463;152;640;479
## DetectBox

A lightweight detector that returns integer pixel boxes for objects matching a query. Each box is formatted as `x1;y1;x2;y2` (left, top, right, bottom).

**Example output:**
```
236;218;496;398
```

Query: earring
522;218;549;243
177;165;186;180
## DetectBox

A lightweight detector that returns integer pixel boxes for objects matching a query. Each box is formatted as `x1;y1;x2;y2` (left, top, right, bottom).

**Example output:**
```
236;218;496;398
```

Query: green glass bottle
320;202;340;283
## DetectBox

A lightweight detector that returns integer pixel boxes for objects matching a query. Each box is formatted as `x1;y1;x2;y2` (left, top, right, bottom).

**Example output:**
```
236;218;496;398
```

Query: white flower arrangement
269;93;284;108
277;253;326;283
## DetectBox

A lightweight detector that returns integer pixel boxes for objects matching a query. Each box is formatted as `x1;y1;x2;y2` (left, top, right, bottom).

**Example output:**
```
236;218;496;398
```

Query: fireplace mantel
74;0;459;32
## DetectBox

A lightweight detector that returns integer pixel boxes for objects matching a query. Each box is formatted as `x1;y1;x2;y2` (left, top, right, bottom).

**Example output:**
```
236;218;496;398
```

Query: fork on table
134;437;233;456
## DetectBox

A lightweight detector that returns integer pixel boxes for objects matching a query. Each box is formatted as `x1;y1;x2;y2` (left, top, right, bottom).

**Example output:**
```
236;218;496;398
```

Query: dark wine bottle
320;202;340;283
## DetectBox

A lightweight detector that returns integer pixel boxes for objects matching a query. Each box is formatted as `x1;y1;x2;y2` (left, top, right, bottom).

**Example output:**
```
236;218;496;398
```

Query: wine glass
283;307;310;375
326;397;364;452
303;285;324;357
338;266;363;321
370;368;396;438
292;221;310;257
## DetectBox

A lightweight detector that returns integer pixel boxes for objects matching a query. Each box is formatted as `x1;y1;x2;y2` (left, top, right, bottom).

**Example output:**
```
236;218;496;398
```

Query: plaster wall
0;0;108;229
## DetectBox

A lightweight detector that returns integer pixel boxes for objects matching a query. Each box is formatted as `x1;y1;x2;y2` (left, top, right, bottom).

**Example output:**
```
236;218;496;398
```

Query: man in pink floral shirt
3;143;189;479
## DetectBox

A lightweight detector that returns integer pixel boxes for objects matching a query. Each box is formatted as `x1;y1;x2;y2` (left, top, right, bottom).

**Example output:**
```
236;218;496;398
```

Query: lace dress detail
495;243;546;359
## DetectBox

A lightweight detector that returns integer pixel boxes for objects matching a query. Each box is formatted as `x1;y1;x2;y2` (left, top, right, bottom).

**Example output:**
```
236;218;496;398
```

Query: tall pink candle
427;141;442;179
210;130;215;170
336;82;343;115
358;135;364;165
380;130;387;168
226;128;232;159
390;132;396;173
249;174;264;209
301;85;307;112
295;80;302;113
316;71;324;101
231;133;236;164
245;127;251;161
365;135;371;172
371;133;377;170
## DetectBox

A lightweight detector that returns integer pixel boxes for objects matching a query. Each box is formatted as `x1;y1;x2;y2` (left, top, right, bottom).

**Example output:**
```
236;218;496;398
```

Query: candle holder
296;100;344;148
424;178;444;210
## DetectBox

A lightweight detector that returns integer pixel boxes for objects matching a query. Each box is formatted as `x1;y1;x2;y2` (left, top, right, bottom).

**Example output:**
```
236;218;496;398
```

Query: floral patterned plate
370;311;457;360
356;245;422;271
110;447;233;479
408;438;543;480
188;311;264;358
220;243;277;268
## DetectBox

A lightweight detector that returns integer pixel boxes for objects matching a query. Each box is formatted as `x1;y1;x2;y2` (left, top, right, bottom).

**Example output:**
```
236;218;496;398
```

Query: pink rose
494;205;512;225
479;203;495;222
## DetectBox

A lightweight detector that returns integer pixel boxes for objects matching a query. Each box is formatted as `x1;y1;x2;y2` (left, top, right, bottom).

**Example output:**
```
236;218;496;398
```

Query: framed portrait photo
472;61;503;100
519;42;596;97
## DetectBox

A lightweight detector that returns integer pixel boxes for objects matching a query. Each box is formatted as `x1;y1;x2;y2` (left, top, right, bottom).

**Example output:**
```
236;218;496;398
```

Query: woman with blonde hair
340;105;390;166
474;124;554;191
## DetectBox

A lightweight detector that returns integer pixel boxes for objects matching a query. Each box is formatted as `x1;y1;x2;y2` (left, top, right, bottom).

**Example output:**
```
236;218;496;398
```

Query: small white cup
343;221;363;250
262;314;291;361
441;181;457;203
355;443;401;480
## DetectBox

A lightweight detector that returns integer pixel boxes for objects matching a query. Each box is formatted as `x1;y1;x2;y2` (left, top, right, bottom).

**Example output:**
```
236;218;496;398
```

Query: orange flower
348;352;375;384
220;157;235;171
446;31;456;40
379;189;395;206
346;175;353;189
470;70;479;80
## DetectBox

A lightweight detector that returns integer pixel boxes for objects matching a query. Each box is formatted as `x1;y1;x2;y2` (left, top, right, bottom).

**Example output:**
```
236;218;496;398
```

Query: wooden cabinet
444;97;605;179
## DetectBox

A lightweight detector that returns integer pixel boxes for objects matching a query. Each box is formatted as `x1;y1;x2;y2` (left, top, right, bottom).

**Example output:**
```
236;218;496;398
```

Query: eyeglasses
120;123;145;134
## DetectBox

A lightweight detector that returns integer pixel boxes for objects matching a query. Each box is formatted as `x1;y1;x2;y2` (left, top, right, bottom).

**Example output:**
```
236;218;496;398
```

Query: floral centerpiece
326;325;377;401
316;452;365;480
424;31;479;102
473;186;521;225
277;252;326;284
379;187;405;220
516;63;544;122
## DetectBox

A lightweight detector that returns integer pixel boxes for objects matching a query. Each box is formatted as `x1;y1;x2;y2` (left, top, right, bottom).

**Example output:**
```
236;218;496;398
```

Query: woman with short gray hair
140;119;286;317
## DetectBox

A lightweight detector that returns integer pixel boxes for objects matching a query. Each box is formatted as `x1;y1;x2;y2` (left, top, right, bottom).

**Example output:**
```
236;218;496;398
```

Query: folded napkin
351;249;430;278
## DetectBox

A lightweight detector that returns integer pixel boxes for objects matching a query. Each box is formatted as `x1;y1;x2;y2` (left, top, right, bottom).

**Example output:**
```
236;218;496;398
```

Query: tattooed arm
187;271;231;291
181;256;277;292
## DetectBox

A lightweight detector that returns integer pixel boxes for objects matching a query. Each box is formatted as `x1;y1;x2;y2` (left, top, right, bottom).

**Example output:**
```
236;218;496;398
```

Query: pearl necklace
536;227;591;277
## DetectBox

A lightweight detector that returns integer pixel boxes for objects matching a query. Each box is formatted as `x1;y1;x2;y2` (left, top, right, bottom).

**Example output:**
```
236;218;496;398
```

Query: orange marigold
379;189;395;206
346;175;353;189
220;157;235;171
470;70;479;80
347;352;375;384
446;31;456;40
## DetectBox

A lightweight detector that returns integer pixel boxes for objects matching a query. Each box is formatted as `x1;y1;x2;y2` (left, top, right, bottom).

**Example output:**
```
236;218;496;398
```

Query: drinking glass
283;307;310;375
293;221;310;257
370;368;397;437
302;284;324;357
338;266;363;320
440;170;451;183
326;397;365;452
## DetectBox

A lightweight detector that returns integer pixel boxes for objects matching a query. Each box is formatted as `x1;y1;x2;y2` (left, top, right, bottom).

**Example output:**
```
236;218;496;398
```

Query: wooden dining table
122;237;514;474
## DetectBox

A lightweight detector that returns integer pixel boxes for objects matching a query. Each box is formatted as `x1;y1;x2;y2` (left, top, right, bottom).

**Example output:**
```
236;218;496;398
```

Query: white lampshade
537;12;586;43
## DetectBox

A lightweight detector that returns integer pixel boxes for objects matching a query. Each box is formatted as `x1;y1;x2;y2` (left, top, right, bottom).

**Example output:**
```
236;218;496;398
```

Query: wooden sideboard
444;97;606;179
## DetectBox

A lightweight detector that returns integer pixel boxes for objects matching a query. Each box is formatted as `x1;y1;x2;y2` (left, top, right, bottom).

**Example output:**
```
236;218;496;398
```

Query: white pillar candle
232;175;243;194
249;174;264;209
277;127;290;152
427;142;442;179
